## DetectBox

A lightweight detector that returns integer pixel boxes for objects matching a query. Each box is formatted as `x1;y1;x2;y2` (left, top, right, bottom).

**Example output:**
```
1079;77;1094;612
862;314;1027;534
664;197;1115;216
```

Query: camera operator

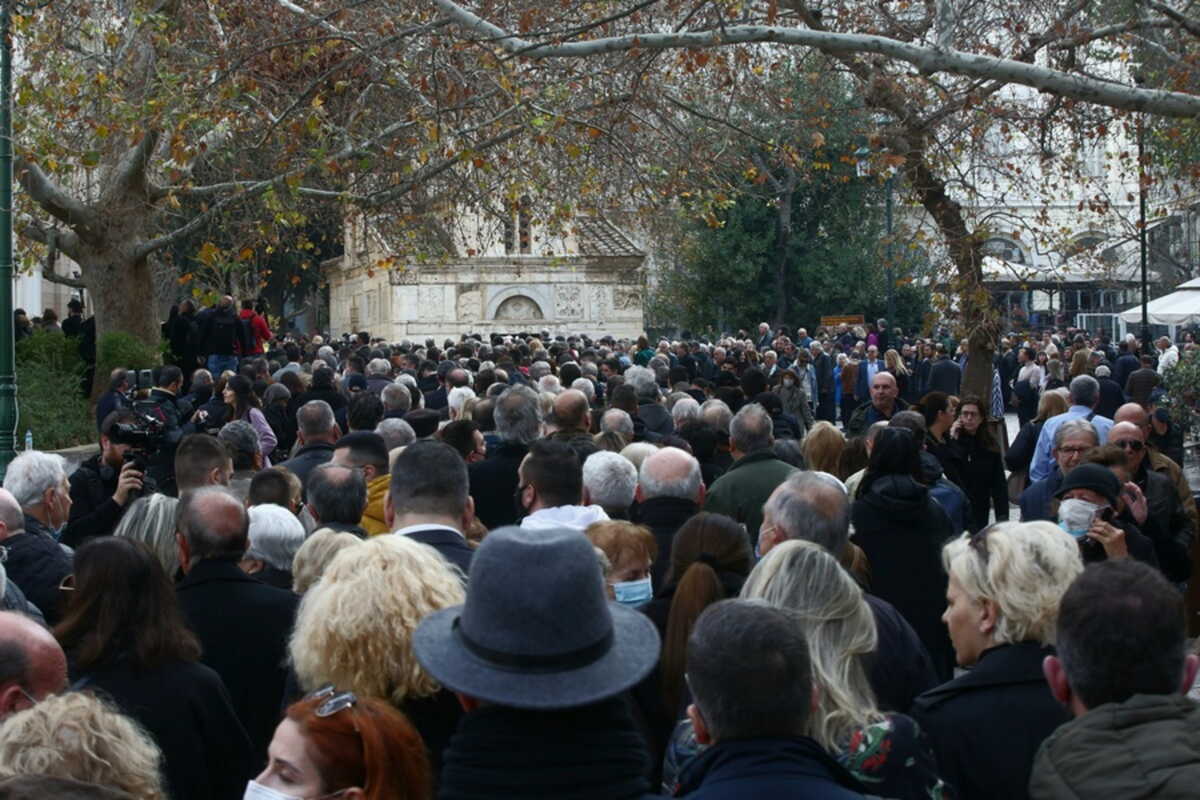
64;409;154;548
141;365;193;496
94;368;131;431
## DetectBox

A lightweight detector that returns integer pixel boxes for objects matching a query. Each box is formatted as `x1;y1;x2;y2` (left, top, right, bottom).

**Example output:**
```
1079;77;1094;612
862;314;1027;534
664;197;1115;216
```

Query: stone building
326;212;647;341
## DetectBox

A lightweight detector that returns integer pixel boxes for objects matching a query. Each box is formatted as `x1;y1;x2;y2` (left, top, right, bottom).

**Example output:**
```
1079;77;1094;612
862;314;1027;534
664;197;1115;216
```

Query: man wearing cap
1108;421;1191;582
1055;461;1157;565
412;526;661;798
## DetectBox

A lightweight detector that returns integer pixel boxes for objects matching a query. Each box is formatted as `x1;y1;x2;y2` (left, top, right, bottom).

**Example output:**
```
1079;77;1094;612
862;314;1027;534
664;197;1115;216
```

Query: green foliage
96;332;161;399
15;332;92;450
1162;351;1200;433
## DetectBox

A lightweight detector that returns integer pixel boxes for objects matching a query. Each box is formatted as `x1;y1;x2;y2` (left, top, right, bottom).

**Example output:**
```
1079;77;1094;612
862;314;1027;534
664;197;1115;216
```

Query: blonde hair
0;692;165;800
942;521;1083;647
291;528;362;594
1069;349;1091;379
802;421;845;476
740;539;884;749
884;349;909;377
1035;390;1069;424
290;535;465;703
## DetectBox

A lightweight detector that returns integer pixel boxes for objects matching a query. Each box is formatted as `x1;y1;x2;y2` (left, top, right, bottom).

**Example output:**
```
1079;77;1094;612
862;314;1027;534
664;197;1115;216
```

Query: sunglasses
306;684;358;718
1112;439;1145;451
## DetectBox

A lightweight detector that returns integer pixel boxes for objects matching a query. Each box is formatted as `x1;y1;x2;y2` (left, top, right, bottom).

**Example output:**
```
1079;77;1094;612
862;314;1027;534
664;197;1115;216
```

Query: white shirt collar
393;523;463;539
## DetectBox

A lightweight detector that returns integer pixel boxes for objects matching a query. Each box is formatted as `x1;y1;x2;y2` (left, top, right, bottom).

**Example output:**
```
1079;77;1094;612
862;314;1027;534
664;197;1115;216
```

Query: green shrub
96;331;161;395
15;331;93;450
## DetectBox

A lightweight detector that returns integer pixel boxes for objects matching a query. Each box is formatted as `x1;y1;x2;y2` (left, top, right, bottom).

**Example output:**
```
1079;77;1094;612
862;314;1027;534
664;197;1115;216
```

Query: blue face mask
612;576;653;608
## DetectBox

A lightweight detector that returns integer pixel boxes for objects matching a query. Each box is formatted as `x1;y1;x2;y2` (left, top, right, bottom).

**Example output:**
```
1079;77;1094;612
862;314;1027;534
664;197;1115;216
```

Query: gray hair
571;377;595;402
263;383;291;405
600;408;634;437
317;345;336;364
113;493;180;576
494;385;541;445
1068;375;1100;407
730;403;774;454
671;397;701;426
700;399;733;434
218;420;261;458
375;418;416;451
297;400;336;438
1053;418;1099;450
624;366;658;401
529;361;552;380
763;471;851;557
366;358;391;377
246;503;307;571
382;382;411;413
2;451;67;509
582;451;637;513
396;373;418;392
537;375;563;395
638;446;703;501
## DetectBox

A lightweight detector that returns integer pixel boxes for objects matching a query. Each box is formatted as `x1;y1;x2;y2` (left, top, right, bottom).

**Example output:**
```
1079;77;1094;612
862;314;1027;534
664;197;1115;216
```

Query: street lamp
0;1;16;476
855;147;897;326
1136;72;1150;356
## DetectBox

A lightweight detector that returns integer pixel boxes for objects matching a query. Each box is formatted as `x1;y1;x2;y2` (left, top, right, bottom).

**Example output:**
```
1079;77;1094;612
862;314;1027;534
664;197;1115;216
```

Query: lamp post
0;0;16;476
856;147;897;325
1136;75;1151;357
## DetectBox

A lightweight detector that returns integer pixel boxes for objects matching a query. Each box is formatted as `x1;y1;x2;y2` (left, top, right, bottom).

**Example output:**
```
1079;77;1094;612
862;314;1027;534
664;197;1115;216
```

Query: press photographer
140;365;193;495
64;409;159;547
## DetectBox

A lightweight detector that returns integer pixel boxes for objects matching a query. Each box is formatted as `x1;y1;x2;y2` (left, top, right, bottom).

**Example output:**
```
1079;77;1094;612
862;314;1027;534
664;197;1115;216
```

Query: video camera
109;411;166;472
121;368;155;403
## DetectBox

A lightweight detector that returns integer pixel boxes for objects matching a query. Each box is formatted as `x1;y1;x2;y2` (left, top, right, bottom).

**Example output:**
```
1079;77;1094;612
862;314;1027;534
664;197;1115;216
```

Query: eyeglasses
59;574;75;592
306;684;358;718
1112;439;1145;452
1057;445;1092;455
968;525;996;564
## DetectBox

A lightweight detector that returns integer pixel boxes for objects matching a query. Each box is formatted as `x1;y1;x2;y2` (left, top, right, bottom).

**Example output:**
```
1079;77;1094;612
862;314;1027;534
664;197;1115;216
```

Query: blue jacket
1019;468;1063;523
674;737;866;799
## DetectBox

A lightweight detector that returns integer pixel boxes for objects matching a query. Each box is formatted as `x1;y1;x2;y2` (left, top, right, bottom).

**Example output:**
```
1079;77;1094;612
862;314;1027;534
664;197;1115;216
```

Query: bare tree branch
430;0;1200;117
101;130;161;206
14;157;100;237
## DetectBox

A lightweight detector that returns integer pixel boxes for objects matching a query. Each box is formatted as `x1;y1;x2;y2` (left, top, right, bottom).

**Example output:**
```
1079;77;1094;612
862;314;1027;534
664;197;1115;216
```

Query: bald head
553;389;591;431
0;611;67;717
176;488;249;572
637;446;704;504
1114;402;1149;431
0;489;23;541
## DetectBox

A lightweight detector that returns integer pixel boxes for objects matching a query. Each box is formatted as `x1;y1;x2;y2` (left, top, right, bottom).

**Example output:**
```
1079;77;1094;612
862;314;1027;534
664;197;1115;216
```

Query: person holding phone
1055;461;1158;566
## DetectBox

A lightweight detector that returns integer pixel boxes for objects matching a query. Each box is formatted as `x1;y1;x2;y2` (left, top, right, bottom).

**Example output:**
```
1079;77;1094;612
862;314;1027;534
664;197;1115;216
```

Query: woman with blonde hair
291;528;362;594
1068;347;1091;379
1005;390;1069;493
289;535;465;780
663;539;945;797
883;348;910;398
0;692;166;800
912;521;1084;800
801;420;844;476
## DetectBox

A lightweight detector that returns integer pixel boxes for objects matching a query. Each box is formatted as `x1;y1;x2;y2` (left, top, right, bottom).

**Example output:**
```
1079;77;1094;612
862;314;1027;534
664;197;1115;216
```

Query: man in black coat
632;447;704;589
277;399;340;498
1093;365;1125;420
0;454;75;626
175;488;299;771
469;385;539;529
926;345;962;396
1112;339;1141;389
139;365;192;495
810;342;836;422
64;409;150;547
387;441;474;579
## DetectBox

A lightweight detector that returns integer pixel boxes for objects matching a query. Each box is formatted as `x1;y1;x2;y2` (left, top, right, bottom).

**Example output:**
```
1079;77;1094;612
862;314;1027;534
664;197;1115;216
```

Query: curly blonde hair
0;692;165;800
291;528;362;594
290;535;465;703
943;521;1084;648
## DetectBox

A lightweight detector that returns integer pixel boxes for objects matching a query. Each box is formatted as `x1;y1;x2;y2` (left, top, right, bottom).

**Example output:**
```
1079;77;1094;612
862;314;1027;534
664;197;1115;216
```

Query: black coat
263;403;297;462
64;454;126;547
1113;352;1140;389
73;657;255;800
1005;420;1043;476
1018;469;1062;523
851;475;956;680
675;737;866;800
176;559;299;769
638;403;675;439
927;357;962;396
468;440;528;529
864;594;939;713
633;496;700;590
911;642;1069;800
400;527;474;579
1095;377;1125;420
951;431;1009;533
293;387;348;432
6;516;72;626
277;442;335;498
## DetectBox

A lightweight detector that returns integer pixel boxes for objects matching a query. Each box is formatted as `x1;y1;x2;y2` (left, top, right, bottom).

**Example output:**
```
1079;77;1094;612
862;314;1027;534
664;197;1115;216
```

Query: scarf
438;697;650;800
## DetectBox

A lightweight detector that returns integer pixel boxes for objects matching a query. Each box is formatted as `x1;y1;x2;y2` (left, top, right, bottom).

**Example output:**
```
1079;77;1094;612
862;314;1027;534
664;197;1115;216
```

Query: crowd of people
0;301;1197;798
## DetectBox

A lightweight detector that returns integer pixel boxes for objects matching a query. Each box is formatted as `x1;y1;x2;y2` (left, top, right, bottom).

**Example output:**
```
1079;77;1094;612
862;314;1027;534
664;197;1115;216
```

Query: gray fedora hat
412;526;661;709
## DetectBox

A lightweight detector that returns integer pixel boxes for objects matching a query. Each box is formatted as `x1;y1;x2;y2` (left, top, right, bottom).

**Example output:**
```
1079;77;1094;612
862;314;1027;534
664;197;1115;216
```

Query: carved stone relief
456;290;481;322
614;287;641;310
494;295;544;321
418;286;444;320
556;285;583;319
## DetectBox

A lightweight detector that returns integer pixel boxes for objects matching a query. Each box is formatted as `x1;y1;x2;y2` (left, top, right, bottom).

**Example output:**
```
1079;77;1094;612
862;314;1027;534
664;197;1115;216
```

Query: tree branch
431;0;1200;117
101;130;161;206
14;157;100;236
1146;0;1200;39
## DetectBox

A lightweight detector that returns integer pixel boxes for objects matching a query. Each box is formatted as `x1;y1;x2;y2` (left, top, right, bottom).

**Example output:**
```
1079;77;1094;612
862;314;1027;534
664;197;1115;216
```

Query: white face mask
1058;498;1102;539
783;378;795;387
244;781;301;800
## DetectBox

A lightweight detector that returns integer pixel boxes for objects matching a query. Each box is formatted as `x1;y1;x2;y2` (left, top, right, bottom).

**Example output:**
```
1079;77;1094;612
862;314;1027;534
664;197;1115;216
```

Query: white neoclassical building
325;208;647;341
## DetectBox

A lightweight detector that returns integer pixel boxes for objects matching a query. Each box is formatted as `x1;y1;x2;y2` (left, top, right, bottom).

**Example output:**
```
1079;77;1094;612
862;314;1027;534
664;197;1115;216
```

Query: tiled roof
574;218;643;258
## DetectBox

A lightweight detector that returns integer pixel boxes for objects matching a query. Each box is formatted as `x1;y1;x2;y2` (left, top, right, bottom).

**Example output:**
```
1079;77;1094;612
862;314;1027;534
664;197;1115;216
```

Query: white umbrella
1119;278;1200;326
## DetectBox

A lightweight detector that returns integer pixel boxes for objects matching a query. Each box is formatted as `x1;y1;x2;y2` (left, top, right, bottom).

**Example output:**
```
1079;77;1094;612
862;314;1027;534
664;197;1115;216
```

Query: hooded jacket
520;504;610;532
1030;694;1200;800
851;474;956;680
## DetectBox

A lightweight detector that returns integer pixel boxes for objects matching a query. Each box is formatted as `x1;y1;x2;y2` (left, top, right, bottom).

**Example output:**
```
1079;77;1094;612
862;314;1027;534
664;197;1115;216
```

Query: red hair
286;696;431;800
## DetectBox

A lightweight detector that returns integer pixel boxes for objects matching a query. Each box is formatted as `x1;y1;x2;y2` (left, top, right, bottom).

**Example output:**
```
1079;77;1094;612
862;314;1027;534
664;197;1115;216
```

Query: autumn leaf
178;273;193;285
197;241;221;266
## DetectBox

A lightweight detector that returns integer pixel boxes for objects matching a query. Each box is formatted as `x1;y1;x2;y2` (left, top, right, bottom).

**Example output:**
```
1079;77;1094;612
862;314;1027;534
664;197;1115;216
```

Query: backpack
207;308;238;354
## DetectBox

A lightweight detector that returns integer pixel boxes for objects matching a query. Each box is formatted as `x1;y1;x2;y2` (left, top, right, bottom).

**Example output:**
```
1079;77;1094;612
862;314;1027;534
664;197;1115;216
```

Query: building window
981;237;1027;264
502;196;533;255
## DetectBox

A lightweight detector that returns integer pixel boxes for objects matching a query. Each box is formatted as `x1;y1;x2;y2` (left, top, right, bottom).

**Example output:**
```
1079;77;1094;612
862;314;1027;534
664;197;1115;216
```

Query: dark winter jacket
1030;694;1200;800
864;594;939;713
851;474;956;680
638;402;675;440
704;450;797;547
633;496;700;590
927;357;963;396
673;737;866;799
1019;468;1063;523
951;430;1009;533
4;516;71;626
913;641;1069;800
277;441;335;499
64;454;127;547
468;440;529;529
846;397;909;436
921;451;972;536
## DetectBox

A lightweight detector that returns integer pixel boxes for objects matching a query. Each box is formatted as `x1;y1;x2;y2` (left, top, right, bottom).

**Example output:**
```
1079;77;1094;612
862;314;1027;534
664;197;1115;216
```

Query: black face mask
513;484;530;521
